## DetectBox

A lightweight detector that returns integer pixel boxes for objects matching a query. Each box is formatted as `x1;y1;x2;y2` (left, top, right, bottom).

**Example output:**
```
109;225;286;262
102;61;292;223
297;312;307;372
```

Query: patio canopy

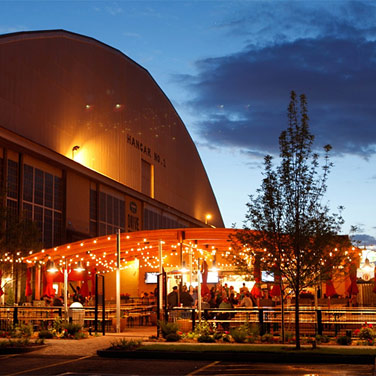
24;228;239;273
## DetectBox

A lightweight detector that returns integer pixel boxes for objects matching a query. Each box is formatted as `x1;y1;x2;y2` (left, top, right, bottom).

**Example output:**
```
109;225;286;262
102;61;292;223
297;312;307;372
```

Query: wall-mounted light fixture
205;214;212;225
72;145;80;159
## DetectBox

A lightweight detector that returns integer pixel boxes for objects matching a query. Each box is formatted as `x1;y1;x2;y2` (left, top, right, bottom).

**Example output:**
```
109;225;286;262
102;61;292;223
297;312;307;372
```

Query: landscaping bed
97;343;376;363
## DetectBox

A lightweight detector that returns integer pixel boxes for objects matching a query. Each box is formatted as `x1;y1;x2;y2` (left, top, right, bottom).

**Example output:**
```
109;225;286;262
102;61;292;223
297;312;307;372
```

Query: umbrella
200;260;210;297
251;265;262;299
347;263;359;296
25;268;32;297
270;264;281;298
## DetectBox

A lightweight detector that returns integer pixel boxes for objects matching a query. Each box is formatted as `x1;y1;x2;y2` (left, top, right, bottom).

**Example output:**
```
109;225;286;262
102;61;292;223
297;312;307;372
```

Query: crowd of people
167;282;256;309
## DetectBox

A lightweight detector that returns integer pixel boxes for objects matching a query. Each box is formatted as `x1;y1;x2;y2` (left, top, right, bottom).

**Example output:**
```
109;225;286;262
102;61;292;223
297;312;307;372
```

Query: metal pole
189;247;192;287
159;240;163;314
158;240;163;337
116;229;121;333
197;258;201;326
64;258;68;321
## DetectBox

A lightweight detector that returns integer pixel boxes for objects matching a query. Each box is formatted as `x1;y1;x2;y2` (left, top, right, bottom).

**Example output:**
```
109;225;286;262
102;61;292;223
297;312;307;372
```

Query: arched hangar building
0;29;224;251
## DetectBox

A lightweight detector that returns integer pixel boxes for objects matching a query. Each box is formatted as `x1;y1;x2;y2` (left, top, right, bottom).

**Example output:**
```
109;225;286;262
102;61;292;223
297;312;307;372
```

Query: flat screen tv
199;271;219;284
261;271;274;282
144;272;158;284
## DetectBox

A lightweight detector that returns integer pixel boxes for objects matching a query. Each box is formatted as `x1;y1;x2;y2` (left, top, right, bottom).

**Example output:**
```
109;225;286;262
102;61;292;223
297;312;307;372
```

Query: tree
0;193;42;303
230;91;353;349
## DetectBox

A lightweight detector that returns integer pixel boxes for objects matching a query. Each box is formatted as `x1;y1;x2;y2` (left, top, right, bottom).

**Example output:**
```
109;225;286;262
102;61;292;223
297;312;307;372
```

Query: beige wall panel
0;31;223;227
105;266;139;300
23;155;62;177
66;170;90;235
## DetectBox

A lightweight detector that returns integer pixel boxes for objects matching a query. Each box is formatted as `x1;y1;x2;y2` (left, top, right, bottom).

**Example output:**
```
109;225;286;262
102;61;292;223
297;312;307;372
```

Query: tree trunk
295;292;300;350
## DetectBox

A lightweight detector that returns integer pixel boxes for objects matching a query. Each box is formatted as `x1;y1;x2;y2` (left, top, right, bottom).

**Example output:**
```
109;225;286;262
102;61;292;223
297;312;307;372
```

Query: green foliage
230;327;248;343
261;333;275;343
197;334;215;343
193;320;214;336
158;321;179;339
12;323;33;338
0;338;30;347
53;317;64;334
38;330;54;339
165;332;181;342
336;335;352;346
63;323;82;337
230;91;349;349
358;326;375;341
315;334;330;344
110;338;142;350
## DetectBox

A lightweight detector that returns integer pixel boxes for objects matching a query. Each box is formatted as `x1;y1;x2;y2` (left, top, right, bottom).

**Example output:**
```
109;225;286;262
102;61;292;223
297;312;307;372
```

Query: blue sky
1;0;376;245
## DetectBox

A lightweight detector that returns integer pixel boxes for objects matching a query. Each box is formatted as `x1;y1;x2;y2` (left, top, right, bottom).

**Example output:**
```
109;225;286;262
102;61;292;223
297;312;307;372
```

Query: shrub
222;333;232;342
165;332;181;342
194;320;214;336
261;333;274;343
53;317;64;334
39;330;54;339
197;334;215;343
213;332;222;340
315;334;330;344
337;335;352;346
12;324;33;338
359;325;375;341
158;321;179;339
63;323;82;338
110;338;142;350
230;327;247;343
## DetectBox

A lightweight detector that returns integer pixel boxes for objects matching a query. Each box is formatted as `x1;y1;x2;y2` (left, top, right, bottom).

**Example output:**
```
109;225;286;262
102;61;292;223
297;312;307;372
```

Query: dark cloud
352;234;376;246
179;35;376;157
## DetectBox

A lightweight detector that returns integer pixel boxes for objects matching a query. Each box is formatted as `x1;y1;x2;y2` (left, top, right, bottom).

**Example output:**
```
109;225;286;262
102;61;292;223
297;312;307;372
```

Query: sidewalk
32;327;157;356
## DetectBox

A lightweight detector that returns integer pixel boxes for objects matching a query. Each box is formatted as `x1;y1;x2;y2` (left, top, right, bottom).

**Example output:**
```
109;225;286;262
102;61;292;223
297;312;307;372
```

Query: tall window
141;159;154;197
22;164;63;248
90;189;125;236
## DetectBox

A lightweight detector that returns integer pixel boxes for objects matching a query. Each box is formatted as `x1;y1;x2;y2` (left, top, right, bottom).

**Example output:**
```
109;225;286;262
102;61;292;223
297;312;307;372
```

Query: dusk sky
2;1;376;246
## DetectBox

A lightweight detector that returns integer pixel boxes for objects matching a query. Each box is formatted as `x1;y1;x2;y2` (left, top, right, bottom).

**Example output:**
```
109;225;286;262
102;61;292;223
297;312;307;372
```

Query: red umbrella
326;279;337;297
347;263;359;296
201;260;210;297
251;265;262;298
80;270;89;298
43;267;56;298
25;268;32;297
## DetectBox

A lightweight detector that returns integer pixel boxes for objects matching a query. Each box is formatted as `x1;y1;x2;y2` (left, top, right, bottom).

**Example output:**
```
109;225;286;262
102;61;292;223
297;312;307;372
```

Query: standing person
180;285;193;307
167;286;178;309
240;283;249;299
189;285;198;307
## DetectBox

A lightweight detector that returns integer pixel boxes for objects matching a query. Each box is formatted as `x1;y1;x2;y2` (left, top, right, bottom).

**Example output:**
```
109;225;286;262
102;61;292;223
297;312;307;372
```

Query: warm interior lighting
205;214;212;224
47;260;58;273
74;261;85;272
180;260;188;273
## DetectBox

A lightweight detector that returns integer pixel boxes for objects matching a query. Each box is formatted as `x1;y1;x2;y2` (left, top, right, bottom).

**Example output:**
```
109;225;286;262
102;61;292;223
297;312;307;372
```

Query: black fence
167;306;376;338
3;305;375;338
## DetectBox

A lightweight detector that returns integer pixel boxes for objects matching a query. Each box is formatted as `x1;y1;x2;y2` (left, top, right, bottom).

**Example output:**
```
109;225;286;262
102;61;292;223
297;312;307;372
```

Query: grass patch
138;343;376;356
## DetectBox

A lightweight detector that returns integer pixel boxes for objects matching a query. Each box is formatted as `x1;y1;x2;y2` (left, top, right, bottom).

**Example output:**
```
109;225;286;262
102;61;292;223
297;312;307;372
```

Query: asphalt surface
1;327;375;375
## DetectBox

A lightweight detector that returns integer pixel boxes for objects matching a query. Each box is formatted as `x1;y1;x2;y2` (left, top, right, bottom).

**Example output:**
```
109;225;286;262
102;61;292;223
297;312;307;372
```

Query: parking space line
186;360;220;376
6;355;92;376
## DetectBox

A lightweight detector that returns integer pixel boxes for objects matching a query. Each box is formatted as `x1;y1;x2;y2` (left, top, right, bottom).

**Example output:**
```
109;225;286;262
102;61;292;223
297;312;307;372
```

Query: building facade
0;30;223;251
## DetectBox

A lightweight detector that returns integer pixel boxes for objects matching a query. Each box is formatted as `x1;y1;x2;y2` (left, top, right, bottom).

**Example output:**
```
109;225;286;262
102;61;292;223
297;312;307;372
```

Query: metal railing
167;306;376;337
